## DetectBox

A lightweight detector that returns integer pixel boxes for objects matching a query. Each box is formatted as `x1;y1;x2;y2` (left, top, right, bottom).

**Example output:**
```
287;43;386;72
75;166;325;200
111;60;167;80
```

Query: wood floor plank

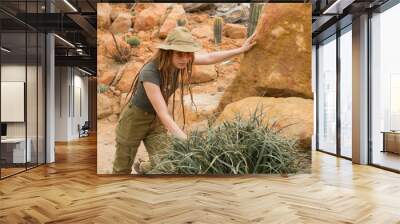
0;135;399;223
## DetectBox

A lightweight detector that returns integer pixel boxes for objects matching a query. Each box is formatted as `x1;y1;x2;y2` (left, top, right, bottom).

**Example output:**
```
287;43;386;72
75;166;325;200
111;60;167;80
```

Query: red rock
223;23;246;39
116;61;142;93
97;3;112;30
101;33;131;59
191;26;212;39
137;31;150;41
131;16;136;27
110;13;132;34
134;3;150;14
134;4;167;32
217;4;312;111
159;5;186;39
190;13;209;23
182;3;215;12
98;70;116;85
98;93;113;119
169;92;223;131
190;64;217;84
216;97;313;149
110;11;118;22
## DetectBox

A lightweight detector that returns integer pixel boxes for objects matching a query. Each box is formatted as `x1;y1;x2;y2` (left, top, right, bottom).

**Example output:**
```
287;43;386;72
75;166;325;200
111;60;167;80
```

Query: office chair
78;121;90;138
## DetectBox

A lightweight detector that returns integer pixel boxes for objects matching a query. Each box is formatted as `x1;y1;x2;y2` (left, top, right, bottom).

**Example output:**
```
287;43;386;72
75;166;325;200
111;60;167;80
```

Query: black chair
78;121;90;138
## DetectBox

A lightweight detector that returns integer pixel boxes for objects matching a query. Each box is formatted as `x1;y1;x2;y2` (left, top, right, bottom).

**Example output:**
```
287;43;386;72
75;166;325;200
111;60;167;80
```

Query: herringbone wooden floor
0;135;399;224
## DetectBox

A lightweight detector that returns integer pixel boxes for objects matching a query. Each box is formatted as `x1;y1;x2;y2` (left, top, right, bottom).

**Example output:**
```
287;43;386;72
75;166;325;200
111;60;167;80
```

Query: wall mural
97;3;312;175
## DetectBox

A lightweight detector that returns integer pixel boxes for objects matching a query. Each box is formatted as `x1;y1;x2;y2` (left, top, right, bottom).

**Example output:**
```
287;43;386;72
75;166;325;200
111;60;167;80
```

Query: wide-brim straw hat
157;27;202;52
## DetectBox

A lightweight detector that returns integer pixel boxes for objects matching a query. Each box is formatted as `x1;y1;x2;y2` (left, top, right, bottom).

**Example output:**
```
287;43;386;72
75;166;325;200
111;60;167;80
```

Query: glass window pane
38;32;45;165
27;31;38;169
1;30;27;177
340;28;352;158
317;36;337;154
371;3;400;171
1;0;46;179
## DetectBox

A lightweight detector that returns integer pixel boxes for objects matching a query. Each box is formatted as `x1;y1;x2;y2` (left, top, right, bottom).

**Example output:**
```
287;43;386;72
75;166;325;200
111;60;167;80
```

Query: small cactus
213;16;223;45
126;36;141;47
97;84;109;93
176;18;187;27
247;3;263;38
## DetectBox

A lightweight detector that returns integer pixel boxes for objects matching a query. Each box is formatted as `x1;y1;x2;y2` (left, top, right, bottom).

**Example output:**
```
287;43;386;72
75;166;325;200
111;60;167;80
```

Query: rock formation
216;97;313;149
217;3;312;112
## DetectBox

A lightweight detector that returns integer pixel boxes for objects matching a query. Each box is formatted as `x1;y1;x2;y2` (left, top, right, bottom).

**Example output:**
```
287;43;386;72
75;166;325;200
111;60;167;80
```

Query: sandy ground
97;118;149;174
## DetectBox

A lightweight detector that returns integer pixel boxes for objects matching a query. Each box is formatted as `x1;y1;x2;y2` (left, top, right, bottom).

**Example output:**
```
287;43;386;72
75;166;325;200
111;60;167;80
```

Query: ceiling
0;0;395;74
0;0;97;74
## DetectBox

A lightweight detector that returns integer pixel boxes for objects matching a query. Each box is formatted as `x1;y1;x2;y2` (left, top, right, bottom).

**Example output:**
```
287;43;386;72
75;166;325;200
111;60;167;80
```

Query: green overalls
112;102;169;174
112;60;177;174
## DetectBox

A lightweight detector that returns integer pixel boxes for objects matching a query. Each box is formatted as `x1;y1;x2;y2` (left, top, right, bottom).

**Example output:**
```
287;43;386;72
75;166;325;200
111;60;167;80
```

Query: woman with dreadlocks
112;26;257;174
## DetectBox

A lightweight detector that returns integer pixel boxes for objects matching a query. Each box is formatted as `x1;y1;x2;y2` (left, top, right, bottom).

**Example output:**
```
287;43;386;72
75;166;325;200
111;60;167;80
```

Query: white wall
46;33;55;163
1;63;46;164
1;65;36;138
1;65;26;140
55;66;69;141
54;67;89;141
72;73;89;138
312;45;316;150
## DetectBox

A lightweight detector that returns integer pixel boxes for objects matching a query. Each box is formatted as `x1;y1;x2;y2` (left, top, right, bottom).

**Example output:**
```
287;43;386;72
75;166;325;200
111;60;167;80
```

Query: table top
1;138;30;143
381;131;400;134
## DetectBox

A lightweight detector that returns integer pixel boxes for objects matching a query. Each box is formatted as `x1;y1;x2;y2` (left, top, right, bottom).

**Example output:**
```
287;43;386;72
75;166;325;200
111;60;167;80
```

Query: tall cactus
247;3;263;37
213;16;223;46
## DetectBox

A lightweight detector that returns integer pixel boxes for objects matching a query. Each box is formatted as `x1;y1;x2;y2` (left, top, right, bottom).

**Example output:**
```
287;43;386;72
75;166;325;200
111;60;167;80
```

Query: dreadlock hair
125;49;197;130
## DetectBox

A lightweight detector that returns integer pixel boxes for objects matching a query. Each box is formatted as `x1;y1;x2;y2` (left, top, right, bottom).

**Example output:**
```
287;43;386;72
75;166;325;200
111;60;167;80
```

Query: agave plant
149;106;309;175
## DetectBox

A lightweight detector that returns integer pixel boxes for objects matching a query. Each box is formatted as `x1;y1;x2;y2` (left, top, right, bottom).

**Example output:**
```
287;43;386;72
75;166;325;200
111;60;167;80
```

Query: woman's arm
194;32;257;65
143;82;187;140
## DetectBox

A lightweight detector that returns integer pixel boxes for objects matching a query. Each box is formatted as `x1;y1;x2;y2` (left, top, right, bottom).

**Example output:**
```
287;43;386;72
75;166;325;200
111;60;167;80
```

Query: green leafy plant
97;84;109;93
213;16;223;46
149;106;309;175
125;36;141;47
247;3;263;38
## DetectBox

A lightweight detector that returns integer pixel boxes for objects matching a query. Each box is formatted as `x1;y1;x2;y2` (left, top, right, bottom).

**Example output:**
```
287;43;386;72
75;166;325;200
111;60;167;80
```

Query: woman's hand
240;32;257;53
143;81;188;141
174;131;187;140
193;32;257;65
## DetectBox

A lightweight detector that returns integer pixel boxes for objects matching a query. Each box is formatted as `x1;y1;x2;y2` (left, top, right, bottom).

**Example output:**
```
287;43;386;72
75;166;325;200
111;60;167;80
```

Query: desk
1;138;31;163
382;131;400;154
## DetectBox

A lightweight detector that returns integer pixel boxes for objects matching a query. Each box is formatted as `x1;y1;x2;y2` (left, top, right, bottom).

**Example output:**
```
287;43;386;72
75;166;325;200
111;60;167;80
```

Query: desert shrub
97;84;109;93
125;36;141;47
110;33;131;63
176;18;187;27
149;107;309;175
